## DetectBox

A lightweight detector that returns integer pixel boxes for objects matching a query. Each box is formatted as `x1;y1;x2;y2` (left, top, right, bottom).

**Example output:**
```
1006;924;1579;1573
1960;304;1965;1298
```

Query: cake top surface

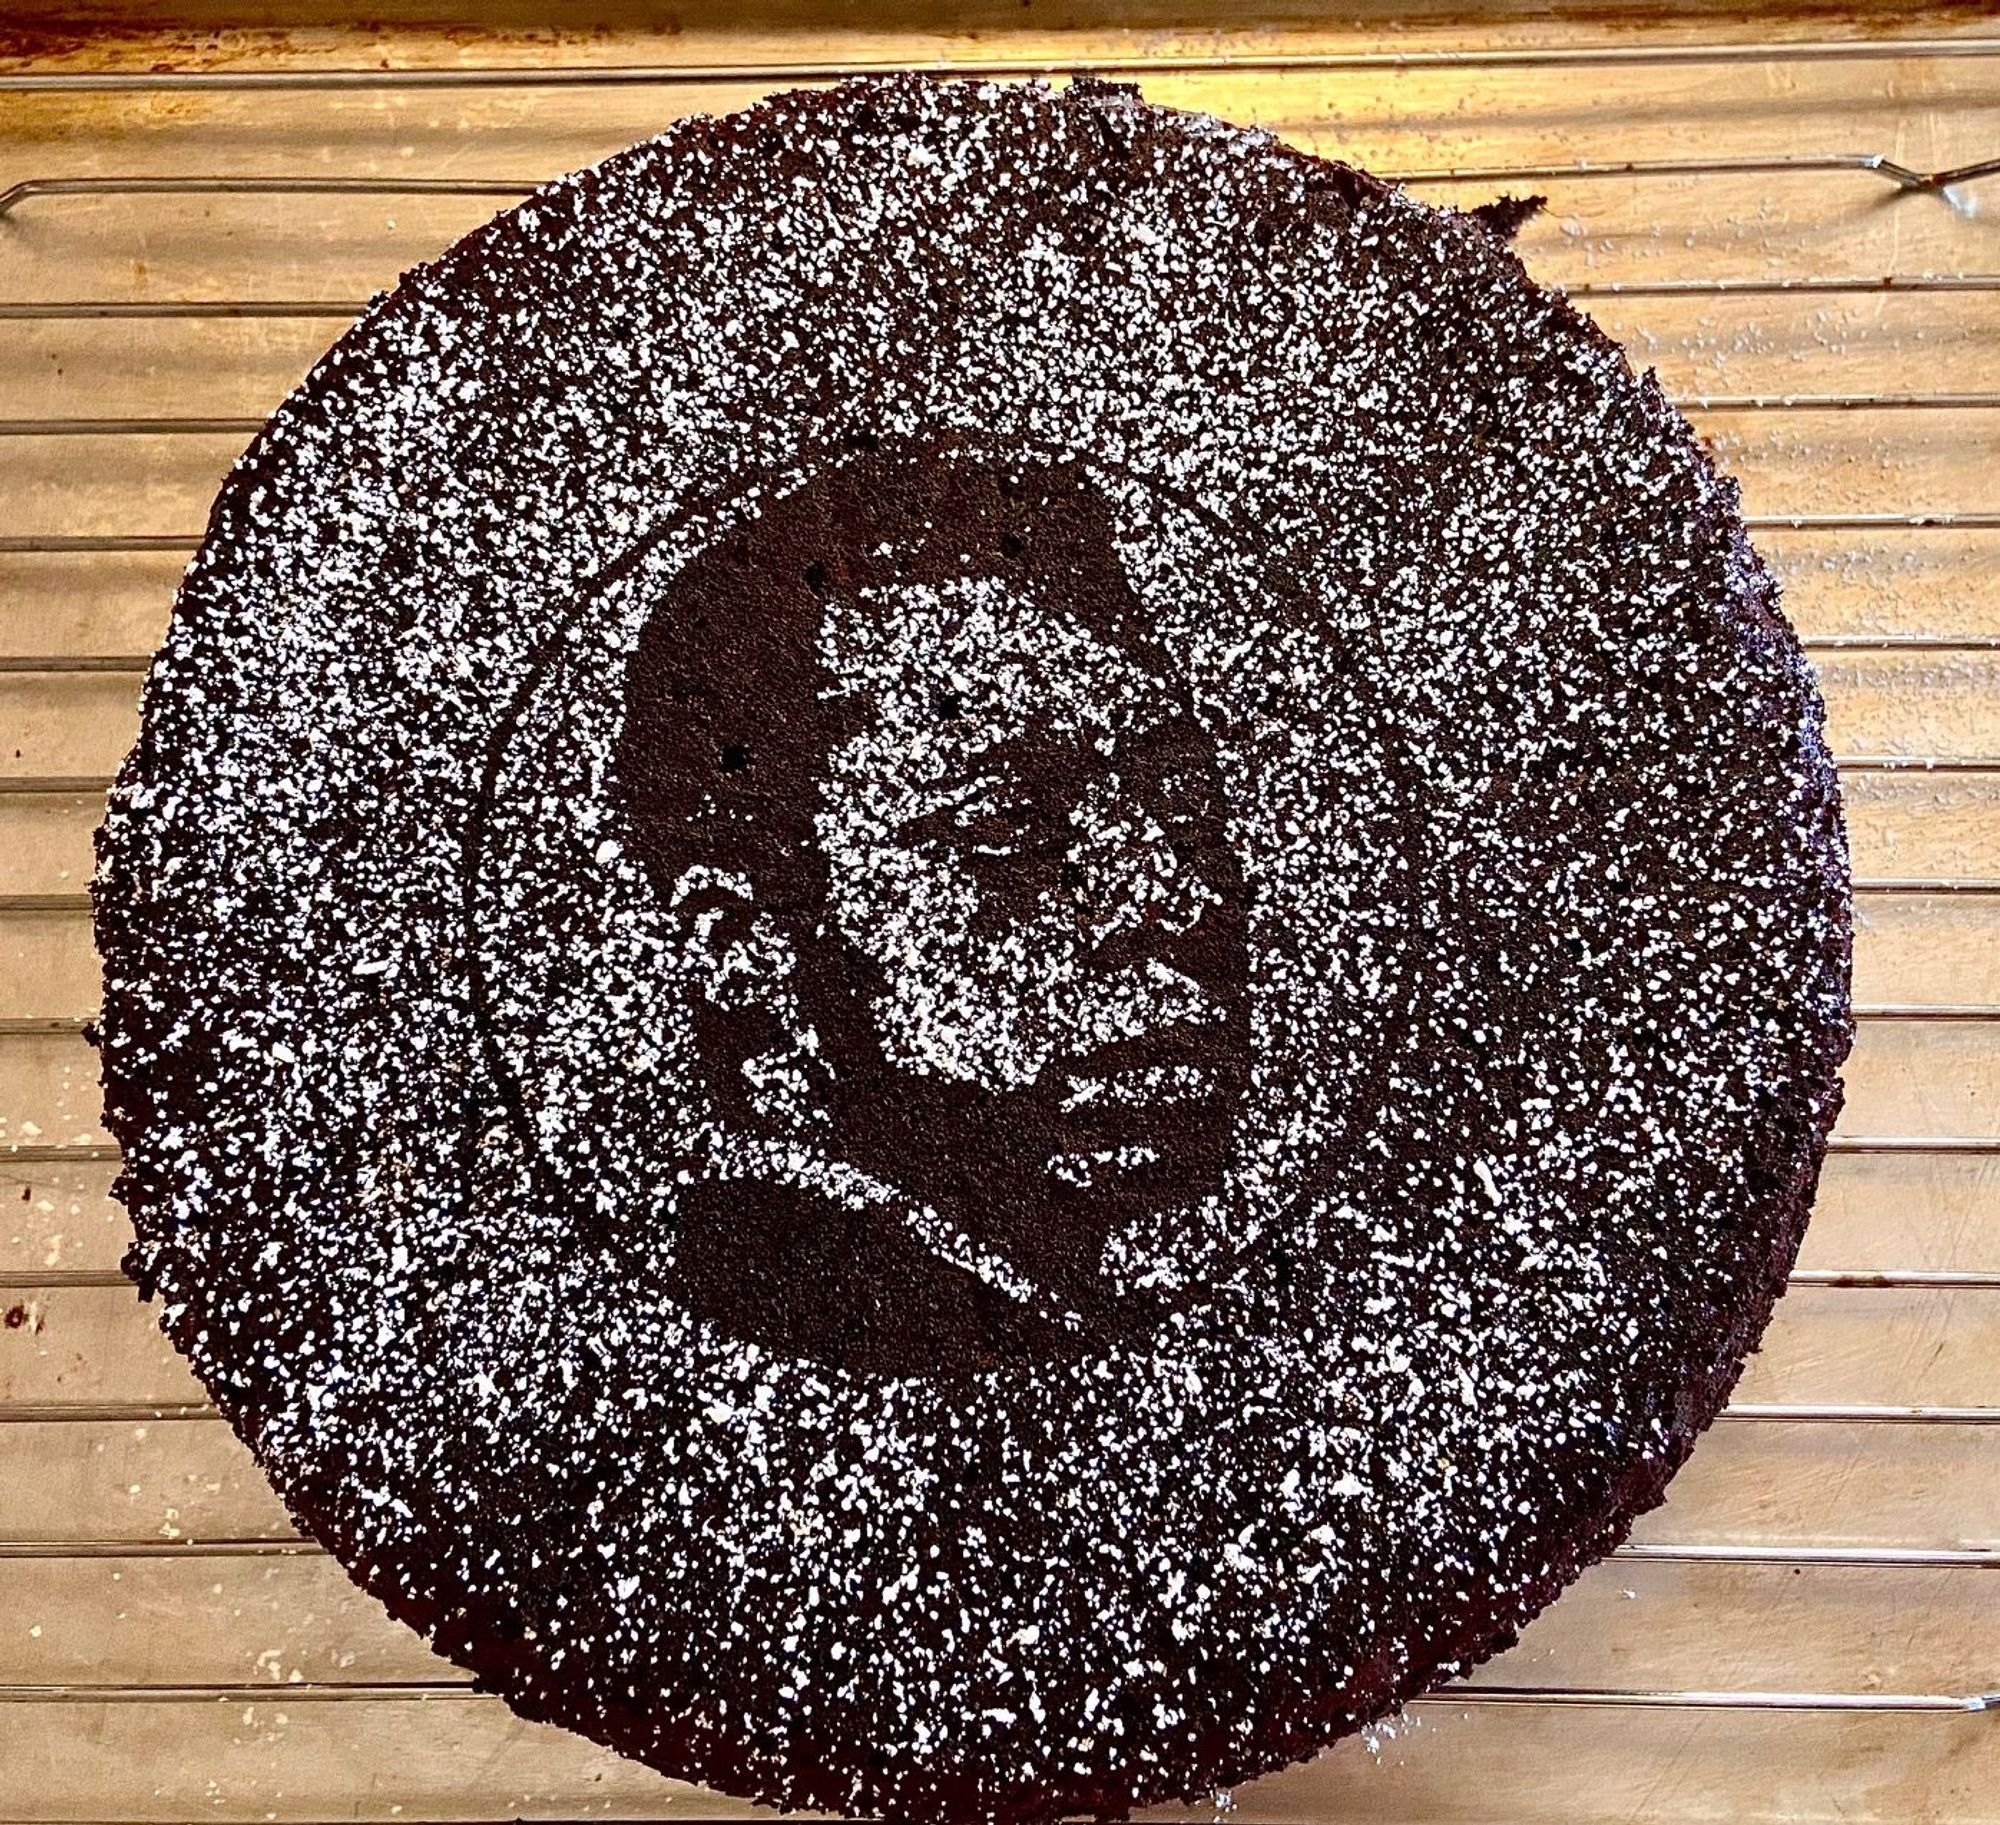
94;73;1851;1822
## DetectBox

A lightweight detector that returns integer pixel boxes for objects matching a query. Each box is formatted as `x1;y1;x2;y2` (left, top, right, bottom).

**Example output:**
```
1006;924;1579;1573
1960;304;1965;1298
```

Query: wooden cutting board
3;5;1997;1819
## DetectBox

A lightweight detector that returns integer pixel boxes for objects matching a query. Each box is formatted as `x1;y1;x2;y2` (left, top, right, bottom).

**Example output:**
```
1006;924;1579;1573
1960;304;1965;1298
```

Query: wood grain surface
1;7;1996;1821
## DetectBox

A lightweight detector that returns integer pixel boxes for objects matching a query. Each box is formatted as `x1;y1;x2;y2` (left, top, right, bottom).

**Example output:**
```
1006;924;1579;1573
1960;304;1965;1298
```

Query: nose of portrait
1065;772;1210;953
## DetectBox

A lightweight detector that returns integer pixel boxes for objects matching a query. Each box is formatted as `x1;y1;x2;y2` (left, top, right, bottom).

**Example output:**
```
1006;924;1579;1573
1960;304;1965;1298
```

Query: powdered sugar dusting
93;74;1850;1824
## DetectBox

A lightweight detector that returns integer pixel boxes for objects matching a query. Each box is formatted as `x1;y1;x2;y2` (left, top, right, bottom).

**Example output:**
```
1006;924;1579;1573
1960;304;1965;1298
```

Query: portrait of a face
614;449;1252;1379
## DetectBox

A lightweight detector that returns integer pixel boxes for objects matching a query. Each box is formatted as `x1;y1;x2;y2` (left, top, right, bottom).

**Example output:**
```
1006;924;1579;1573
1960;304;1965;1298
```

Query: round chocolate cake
96;75;1851;1821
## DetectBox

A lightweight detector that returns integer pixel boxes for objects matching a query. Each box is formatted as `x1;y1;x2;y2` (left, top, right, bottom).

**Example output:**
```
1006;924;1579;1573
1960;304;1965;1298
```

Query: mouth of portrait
612;445;1253;1380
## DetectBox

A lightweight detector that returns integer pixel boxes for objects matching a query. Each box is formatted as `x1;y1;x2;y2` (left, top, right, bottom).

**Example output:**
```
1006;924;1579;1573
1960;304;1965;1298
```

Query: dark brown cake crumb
1469;192;1548;240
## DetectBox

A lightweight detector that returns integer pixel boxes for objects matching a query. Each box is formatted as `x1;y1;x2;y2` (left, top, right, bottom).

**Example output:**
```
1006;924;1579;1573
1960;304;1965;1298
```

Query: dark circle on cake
93;72;1854;1825
464;428;1426;1409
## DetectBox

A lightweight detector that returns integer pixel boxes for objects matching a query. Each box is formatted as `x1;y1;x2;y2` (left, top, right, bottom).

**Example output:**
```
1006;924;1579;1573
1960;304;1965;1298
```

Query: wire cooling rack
0;25;1996;1822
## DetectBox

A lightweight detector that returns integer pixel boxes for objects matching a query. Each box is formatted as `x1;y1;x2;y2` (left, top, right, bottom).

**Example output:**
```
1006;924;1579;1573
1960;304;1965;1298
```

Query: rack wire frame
2;31;2000;83
1;39;1998;1736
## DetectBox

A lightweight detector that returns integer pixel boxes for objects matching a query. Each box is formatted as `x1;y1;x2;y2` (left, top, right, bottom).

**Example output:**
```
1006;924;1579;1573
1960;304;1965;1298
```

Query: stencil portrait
611;452;1254;1378
471;437;1415;1388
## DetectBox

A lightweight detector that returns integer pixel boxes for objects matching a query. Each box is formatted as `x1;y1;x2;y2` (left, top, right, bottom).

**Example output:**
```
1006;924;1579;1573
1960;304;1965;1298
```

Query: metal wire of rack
1;32;2000;83
0;35;1997;1765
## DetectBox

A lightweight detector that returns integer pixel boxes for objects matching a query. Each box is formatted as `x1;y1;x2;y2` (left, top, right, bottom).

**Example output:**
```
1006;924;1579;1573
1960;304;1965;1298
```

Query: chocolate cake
94;75;1852;1821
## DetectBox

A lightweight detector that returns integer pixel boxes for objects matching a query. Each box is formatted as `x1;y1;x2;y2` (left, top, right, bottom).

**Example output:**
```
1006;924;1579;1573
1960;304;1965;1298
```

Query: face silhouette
819;571;1235;1149
615;448;1252;1377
